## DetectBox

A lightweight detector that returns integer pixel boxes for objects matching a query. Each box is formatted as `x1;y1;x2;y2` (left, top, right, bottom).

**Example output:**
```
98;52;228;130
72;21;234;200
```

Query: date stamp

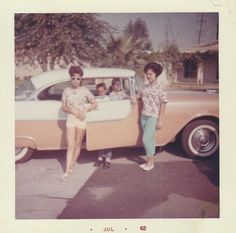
140;225;147;231
89;225;148;232
103;227;114;232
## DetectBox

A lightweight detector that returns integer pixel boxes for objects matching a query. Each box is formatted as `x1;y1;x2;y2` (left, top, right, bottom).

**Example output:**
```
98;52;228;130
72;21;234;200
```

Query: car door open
86;99;142;150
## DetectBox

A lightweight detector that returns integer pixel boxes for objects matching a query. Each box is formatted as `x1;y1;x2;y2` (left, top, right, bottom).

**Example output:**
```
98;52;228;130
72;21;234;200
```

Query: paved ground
15;143;219;219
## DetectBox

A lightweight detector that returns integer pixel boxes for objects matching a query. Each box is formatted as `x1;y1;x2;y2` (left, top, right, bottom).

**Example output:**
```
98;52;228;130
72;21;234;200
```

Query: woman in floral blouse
138;62;168;171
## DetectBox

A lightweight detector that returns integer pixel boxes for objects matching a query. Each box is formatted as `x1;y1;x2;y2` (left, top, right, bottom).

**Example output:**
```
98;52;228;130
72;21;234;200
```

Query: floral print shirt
62;86;94;112
141;81;168;118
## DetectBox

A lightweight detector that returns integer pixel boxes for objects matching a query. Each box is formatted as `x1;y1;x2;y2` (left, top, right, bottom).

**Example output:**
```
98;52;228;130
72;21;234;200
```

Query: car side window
38;81;70;100
37;78;131;101
38;79;97;101
122;78;131;96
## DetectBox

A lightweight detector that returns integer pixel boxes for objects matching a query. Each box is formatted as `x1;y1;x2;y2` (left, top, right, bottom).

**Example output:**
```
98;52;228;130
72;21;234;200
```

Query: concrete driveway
15;143;219;219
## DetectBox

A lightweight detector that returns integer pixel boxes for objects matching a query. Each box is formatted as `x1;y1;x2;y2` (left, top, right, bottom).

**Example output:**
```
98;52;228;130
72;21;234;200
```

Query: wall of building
175;56;218;84
176;67;197;83
203;57;218;83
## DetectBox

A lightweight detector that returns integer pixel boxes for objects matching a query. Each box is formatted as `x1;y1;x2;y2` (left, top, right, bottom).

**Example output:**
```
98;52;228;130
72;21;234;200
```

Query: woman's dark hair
69;65;84;77
143;62;163;77
96;82;106;90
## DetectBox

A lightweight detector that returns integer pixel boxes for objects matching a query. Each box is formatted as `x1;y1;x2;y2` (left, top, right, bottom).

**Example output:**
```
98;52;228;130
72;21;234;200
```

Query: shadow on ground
164;142;219;187
30;143;219;189
57;160;219;219
30;147;147;172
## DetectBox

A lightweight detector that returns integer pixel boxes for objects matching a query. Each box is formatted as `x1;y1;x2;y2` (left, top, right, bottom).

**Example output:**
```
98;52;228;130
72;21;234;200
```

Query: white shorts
66;114;87;129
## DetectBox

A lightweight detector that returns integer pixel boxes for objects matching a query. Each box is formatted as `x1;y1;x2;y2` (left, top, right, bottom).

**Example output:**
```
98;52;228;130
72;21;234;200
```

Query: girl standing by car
136;62;168;171
61;66;97;180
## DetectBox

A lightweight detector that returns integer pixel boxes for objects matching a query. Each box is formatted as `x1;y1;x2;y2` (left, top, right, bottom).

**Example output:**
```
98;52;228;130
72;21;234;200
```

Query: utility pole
164;23;169;46
196;13;206;45
168;18;175;44
164;18;176;46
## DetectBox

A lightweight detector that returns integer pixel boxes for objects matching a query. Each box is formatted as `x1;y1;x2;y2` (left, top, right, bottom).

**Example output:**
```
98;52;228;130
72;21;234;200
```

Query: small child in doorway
94;82;113;169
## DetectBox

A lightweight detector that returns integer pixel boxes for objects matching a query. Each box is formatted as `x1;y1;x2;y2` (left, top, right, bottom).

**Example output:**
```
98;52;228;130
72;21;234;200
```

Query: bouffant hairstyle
69;65;84;77
143;62;163;77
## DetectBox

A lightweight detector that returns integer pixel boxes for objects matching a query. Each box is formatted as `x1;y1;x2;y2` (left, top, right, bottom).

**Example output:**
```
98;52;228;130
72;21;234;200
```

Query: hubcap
191;128;217;153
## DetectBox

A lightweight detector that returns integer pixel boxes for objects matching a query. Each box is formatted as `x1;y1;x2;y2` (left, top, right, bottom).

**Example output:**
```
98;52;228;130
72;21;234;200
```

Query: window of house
184;59;198;79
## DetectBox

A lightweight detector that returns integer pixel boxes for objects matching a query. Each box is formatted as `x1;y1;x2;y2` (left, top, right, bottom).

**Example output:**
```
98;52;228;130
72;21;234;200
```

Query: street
15;143;219;219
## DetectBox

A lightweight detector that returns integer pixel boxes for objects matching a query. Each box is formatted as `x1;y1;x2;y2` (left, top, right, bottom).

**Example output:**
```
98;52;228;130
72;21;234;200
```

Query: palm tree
103;18;152;69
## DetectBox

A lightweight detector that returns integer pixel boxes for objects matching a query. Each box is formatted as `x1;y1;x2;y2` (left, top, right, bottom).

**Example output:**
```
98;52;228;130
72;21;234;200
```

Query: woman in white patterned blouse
138;62;168;171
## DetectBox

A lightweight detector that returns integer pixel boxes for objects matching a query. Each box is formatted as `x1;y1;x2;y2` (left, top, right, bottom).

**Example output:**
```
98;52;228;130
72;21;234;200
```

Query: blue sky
99;13;218;51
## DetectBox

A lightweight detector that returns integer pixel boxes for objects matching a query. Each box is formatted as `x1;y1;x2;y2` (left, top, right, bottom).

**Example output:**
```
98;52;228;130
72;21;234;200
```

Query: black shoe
103;161;111;169
94;160;103;167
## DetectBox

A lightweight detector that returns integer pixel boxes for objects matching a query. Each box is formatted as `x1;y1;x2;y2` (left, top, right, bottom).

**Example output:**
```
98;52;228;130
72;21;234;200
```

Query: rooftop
183;40;218;53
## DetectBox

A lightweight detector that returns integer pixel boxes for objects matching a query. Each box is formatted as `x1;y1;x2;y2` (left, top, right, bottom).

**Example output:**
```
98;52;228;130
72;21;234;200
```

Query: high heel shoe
60;173;69;181
139;163;147;168
141;165;154;171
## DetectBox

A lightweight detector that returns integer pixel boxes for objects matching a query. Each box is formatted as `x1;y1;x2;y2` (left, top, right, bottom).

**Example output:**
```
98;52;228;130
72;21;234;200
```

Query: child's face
97;86;107;96
145;69;157;84
112;81;121;92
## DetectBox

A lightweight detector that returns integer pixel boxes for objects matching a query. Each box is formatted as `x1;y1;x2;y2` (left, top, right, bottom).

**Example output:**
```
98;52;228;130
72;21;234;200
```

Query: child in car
94;82;113;169
109;78;129;100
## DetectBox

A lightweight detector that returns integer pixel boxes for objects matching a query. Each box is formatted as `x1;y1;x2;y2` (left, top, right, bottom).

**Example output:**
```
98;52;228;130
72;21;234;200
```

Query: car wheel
15;147;34;164
181;119;219;158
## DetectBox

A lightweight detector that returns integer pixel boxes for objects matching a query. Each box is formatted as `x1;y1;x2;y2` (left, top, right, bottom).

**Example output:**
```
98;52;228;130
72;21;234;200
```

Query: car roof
31;68;136;89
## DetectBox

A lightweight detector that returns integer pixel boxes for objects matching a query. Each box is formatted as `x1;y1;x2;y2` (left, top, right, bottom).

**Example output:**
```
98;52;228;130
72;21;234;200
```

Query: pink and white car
15;68;219;163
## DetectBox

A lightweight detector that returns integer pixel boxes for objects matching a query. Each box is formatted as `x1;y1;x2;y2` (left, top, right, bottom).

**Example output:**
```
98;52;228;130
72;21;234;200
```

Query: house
175;40;218;84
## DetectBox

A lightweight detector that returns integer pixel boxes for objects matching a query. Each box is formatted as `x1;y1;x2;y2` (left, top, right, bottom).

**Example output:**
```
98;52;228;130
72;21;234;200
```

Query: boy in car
94;82;113;169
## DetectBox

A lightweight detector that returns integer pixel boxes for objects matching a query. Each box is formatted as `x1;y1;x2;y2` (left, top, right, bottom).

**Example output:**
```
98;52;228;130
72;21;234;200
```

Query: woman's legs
70;128;86;169
64;126;77;176
141;115;158;169
140;115;148;165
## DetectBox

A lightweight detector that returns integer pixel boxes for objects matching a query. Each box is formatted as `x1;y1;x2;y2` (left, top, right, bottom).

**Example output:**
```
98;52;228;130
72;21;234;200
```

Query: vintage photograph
15;12;219;220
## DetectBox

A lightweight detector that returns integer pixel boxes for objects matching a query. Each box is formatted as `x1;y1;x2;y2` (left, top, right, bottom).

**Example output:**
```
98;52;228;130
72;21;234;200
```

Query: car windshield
15;79;35;100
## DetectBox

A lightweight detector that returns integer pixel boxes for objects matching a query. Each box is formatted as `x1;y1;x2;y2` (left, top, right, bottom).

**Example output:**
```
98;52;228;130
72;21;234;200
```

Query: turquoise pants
141;114;158;157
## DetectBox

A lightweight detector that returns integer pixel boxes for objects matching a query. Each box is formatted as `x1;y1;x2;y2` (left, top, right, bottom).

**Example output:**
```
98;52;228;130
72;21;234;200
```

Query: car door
86;78;142;151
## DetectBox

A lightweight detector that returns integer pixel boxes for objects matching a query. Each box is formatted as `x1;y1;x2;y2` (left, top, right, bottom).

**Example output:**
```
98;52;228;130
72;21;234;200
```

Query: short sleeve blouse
62;86;94;111
141;81;167;118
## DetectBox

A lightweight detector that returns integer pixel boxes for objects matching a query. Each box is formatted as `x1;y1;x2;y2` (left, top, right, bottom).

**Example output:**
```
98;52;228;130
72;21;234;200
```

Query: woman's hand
157;103;166;129
73;110;86;120
131;95;138;107
78;110;86;121
156;121;163;129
